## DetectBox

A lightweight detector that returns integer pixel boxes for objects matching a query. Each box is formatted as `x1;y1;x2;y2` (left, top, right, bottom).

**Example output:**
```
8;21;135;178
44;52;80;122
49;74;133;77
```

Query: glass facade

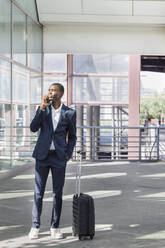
12;4;26;64
0;1;132;171
44;54;67;72
73;55;129;75
0;0;11;58
73;55;129;104
73;77;128;104
0;59;11;171
0;0;43;173
27;17;42;71
44;54;67;103
15;0;38;22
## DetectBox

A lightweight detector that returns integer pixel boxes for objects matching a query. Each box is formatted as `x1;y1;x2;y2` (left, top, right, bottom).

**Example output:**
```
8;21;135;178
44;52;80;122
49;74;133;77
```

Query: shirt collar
51;103;63;113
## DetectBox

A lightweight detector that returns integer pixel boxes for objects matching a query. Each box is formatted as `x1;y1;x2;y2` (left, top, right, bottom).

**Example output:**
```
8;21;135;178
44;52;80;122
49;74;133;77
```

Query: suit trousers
32;151;66;229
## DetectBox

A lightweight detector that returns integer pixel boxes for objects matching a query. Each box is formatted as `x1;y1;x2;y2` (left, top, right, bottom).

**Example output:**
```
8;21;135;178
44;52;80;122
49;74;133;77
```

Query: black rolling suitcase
72;151;95;240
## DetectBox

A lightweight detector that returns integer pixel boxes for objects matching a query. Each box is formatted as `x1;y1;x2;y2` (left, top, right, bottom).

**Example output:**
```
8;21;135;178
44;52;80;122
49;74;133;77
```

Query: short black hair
50;83;64;94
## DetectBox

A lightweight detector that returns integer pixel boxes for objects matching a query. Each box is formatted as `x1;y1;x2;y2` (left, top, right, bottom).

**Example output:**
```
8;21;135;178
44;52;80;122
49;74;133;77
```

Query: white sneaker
28;227;40;240
50;228;63;239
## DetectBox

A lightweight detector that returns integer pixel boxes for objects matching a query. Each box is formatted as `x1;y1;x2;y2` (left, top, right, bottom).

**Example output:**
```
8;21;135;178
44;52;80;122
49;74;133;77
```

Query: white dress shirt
50;103;63;150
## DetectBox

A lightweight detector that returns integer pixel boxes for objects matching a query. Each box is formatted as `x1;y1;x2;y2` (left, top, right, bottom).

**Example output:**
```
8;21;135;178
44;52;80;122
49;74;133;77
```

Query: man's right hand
40;95;50;110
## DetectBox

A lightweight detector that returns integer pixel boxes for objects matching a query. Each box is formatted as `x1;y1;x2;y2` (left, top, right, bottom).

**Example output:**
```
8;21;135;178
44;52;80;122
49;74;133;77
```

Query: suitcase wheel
72;232;76;237
79;235;84;241
79;235;94;240
90;235;94;240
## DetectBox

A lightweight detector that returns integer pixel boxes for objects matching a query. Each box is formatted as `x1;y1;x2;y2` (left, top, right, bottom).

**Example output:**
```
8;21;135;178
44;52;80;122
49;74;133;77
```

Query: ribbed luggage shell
72;193;95;240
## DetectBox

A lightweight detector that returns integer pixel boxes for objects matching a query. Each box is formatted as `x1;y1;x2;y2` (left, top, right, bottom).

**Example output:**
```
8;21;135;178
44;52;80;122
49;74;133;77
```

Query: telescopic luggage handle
76;150;83;196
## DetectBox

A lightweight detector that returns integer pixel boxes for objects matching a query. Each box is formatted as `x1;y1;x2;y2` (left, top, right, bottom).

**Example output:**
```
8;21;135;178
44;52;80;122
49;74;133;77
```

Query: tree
140;93;165;124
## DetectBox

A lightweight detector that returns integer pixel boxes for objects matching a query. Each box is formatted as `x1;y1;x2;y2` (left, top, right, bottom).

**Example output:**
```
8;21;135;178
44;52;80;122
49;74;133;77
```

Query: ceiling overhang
36;0;165;25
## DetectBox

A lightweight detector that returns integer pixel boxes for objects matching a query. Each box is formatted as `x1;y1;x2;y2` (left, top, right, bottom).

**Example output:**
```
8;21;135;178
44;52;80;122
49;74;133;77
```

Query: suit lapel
47;105;54;132
54;104;66;132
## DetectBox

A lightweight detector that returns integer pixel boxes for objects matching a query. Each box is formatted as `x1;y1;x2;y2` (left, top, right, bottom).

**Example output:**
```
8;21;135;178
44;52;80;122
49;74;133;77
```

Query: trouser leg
50;166;66;228
32;162;50;228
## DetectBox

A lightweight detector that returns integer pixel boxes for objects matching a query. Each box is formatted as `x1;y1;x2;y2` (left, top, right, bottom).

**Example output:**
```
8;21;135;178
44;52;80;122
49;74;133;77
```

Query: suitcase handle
76;151;82;196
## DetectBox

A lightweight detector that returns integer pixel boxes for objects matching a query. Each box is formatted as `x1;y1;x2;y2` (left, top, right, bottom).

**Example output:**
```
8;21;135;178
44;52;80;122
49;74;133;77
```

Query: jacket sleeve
67;110;77;159
30;107;43;132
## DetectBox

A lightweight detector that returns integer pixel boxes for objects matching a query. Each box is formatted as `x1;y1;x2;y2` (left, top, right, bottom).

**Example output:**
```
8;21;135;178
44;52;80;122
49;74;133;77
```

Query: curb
0;162;34;181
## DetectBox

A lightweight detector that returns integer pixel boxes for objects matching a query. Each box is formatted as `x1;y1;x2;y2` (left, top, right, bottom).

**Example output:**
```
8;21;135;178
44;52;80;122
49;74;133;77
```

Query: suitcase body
72;193;95;240
72;151;95;240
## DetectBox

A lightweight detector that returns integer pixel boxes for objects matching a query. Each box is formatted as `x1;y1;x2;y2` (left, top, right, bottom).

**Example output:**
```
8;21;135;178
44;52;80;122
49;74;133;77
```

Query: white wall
44;24;165;54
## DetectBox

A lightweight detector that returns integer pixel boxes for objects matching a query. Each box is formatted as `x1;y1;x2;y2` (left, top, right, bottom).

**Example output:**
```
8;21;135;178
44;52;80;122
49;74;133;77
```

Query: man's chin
51;99;58;104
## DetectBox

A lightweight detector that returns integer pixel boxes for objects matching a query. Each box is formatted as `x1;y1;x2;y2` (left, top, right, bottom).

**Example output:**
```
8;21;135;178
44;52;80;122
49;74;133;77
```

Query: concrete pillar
67;54;73;106
75;105;83;159
128;55;141;160
86;106;93;160
93;106;100;160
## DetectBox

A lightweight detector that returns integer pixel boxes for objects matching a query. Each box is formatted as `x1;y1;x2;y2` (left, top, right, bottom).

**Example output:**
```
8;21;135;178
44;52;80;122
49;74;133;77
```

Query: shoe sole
50;235;64;240
28;235;39;240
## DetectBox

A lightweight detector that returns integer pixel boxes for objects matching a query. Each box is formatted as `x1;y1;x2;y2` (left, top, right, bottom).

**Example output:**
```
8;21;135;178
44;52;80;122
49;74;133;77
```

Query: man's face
48;85;63;102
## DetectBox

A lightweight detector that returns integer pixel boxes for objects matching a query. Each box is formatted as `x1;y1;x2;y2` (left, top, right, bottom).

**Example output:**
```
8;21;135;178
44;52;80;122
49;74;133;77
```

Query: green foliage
140;93;165;124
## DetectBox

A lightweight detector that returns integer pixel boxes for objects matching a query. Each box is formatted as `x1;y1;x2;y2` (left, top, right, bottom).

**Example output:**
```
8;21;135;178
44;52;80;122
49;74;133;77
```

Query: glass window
0;59;11;172
0;59;11;101
12;104;32;167
44;54;67;73
12;4;26;64
73;77;128;104
73;55;129;75
27;17;42;71
30;72;42;104
13;65;29;103
30;104;38;121
15;0;38;22
0;0;11;58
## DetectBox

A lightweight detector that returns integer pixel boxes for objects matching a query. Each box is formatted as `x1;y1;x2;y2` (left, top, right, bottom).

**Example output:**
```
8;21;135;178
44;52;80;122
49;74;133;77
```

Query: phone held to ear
45;96;52;104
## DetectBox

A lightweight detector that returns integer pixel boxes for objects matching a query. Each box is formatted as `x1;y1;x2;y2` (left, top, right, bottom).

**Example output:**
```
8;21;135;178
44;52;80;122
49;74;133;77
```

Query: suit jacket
30;104;77;162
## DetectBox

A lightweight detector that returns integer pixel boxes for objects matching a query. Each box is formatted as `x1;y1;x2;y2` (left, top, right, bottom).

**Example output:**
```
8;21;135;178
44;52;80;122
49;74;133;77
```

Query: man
28;83;77;240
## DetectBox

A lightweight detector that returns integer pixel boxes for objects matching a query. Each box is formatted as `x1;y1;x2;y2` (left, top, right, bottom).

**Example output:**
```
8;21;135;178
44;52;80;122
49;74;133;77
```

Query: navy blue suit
30;104;76;228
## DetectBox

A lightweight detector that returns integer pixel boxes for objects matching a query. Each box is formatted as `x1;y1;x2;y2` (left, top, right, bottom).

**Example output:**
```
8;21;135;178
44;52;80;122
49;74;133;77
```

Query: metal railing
73;126;162;161
0;126;164;163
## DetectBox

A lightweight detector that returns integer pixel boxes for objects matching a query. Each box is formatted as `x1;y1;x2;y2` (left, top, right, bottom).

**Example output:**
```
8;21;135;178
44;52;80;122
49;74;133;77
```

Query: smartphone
45;96;51;104
46;98;50;103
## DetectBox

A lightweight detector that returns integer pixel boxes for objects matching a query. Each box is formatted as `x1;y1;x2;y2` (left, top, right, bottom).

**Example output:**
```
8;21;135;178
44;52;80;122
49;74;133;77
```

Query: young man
28;83;77;239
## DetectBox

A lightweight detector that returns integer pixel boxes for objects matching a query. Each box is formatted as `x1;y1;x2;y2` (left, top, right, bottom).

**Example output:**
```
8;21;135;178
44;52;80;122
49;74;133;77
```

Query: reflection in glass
12;104;32;167
0;104;12;169
13;65;29;103
44;54;67;73
0;0;11;58
0;59;11;171
15;105;26;145
0;59;11;101
30;72;41;104
0;1;43;172
74;55;129;75
27;17;42;71
30;105;38;122
13;4;26;64
15;0;38;22
30;105;38;158
73;77;128;104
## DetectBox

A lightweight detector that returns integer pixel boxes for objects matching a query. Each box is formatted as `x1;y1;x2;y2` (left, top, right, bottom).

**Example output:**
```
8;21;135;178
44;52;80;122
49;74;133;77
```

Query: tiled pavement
1;160;165;247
